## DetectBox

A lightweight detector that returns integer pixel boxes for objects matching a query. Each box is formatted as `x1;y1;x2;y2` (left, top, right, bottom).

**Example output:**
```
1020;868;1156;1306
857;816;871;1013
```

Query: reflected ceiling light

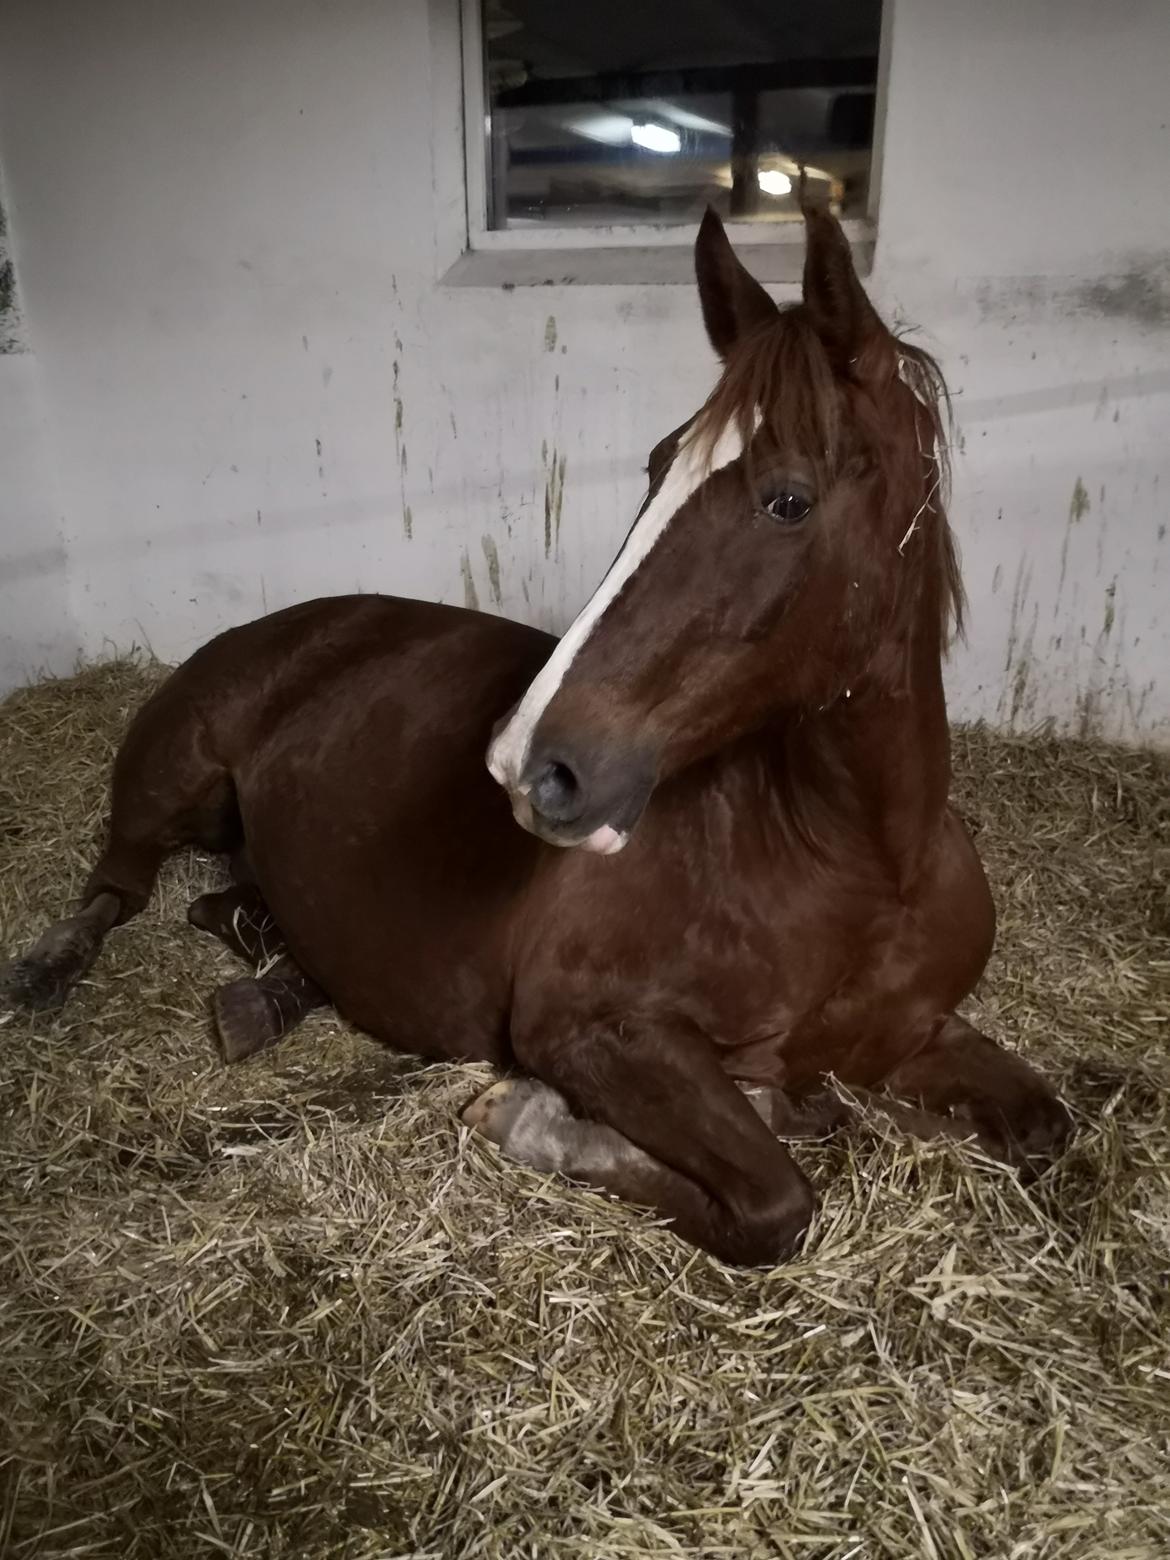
631;122;681;154
758;169;793;196
564;111;636;146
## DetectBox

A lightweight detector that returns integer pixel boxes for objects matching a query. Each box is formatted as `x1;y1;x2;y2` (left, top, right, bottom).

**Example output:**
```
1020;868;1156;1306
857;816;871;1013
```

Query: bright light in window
631;122;681;155
757;169;793;197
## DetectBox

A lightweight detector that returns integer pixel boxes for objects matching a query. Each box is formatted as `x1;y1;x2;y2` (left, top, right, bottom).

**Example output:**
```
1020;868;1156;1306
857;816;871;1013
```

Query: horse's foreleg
188;883;326;1062
464;1016;815;1266
881;1014;1072;1173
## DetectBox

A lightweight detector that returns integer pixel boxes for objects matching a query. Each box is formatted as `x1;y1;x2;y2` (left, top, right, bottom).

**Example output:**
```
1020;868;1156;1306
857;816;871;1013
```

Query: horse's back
168;594;547;741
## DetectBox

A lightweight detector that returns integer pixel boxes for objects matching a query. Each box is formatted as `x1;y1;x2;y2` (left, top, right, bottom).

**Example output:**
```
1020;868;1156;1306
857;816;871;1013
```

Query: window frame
452;0;888;285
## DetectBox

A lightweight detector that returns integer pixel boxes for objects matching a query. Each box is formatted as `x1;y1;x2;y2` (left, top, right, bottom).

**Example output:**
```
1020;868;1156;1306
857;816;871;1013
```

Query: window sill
441;230;875;288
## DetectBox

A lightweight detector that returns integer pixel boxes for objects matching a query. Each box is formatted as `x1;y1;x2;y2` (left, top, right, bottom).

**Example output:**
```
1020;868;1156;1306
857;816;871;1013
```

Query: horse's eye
764;492;811;525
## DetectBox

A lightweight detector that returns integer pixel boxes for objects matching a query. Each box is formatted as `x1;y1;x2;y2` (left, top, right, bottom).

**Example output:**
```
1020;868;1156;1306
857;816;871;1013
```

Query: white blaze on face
487;415;748;791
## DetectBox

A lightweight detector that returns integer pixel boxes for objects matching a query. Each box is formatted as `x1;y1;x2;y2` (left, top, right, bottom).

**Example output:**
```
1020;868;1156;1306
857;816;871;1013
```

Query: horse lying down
0;205;1071;1265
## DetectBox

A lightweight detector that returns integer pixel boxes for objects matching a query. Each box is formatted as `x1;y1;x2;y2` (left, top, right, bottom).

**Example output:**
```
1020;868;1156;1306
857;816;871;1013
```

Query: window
456;0;884;282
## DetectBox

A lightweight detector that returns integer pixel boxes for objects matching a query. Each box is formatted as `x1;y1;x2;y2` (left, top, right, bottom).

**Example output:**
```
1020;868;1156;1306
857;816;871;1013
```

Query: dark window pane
481;0;882;229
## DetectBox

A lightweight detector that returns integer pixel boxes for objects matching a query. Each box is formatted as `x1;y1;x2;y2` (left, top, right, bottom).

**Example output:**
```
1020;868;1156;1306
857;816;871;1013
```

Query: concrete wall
0;0;1166;741
0;173;78;685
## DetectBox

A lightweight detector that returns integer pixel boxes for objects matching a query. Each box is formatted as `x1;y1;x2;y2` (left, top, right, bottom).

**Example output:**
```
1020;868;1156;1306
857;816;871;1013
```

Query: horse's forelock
690;310;963;647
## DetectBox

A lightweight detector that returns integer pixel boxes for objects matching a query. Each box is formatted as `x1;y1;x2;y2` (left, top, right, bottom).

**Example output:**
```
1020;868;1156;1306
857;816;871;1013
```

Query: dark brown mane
693;309;965;649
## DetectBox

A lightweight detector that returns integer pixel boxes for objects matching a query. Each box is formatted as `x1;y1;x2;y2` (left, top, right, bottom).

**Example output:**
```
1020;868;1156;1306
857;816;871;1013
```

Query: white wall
0;0;1166;742
0;171;78;686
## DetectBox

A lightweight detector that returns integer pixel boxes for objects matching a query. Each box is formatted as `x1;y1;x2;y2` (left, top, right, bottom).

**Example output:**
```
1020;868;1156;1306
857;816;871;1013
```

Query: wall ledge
441;235;875;289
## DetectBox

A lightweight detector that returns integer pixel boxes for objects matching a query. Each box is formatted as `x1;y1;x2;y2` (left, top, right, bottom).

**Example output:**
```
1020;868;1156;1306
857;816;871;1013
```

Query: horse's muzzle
490;734;655;854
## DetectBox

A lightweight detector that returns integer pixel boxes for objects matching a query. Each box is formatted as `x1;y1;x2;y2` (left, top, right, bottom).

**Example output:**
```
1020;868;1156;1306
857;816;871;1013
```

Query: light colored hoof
462;1077;552;1132
462;1077;517;1131
461;1077;573;1171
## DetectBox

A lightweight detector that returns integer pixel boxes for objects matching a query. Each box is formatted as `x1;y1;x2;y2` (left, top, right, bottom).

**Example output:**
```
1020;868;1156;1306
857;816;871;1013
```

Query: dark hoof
1013;1095;1075;1178
0;949;86;1012
972;1093;1075;1179
213;978;283;1064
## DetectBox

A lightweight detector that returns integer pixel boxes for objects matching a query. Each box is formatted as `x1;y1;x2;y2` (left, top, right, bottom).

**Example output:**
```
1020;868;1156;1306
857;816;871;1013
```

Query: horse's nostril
529;759;584;823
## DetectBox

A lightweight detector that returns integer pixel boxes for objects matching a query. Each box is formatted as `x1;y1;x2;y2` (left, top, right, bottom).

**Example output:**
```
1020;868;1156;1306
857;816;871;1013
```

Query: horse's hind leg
187;882;327;1063
0;892;122;1011
188;880;283;966
212;962;327;1064
1;681;239;1014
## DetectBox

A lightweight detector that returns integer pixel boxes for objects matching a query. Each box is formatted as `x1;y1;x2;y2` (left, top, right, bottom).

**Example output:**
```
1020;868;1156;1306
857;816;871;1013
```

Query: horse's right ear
800;192;887;374
695;207;779;361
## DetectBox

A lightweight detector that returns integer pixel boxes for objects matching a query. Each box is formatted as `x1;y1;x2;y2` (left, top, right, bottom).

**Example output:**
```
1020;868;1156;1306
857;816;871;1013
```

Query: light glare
757;169;793;197
631;122;681;155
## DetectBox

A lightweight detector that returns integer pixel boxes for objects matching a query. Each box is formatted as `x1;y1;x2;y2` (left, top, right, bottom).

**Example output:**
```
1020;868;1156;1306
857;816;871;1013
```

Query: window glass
480;0;882;229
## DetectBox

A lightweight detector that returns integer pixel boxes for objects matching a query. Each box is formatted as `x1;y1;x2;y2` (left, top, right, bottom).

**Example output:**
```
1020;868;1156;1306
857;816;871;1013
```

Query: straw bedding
1;658;1167;1559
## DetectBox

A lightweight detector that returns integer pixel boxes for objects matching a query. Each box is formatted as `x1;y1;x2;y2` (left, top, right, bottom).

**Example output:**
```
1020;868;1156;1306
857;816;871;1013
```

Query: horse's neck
772;627;952;892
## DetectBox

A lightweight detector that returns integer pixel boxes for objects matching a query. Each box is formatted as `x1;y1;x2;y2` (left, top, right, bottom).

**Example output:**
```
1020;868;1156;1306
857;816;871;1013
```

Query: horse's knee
724;1172;816;1268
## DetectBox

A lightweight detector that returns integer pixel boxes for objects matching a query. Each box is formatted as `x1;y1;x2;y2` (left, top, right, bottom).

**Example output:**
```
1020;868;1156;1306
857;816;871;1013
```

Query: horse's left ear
695;207;780;360
801;199;890;378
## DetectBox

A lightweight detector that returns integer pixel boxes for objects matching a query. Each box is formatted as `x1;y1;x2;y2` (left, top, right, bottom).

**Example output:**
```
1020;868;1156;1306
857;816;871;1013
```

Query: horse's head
488;204;961;853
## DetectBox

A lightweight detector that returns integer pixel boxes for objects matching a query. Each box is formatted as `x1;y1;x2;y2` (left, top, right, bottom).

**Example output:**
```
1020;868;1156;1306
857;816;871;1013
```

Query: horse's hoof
0;953;78;1013
213;978;281;1064
462;1077;574;1170
1004;1094;1075;1180
463;1077;523;1131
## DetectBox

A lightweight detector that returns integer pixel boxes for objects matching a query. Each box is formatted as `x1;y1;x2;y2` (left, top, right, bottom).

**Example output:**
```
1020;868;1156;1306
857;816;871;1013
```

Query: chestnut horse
1;207;1071;1265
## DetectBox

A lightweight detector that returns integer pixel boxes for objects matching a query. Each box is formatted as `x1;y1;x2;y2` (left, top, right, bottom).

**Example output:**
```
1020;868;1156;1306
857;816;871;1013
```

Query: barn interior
1;1;1168;1555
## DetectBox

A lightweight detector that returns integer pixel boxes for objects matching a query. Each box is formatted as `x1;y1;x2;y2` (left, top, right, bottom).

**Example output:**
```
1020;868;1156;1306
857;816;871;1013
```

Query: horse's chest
678;873;886;1036
546;844;888;1048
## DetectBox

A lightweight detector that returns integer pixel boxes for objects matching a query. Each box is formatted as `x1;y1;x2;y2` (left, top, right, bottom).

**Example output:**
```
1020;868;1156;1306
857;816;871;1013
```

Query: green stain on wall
481;535;503;608
1069;477;1091;522
543;448;567;558
461;550;480;612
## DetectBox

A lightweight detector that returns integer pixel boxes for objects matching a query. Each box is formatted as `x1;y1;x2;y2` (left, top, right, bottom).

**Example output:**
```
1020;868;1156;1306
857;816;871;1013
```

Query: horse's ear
800;194;888;376
695;207;779;360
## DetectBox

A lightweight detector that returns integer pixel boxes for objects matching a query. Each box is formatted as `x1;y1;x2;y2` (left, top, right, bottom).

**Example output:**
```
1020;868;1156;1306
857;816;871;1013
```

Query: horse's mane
692;308;965;649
